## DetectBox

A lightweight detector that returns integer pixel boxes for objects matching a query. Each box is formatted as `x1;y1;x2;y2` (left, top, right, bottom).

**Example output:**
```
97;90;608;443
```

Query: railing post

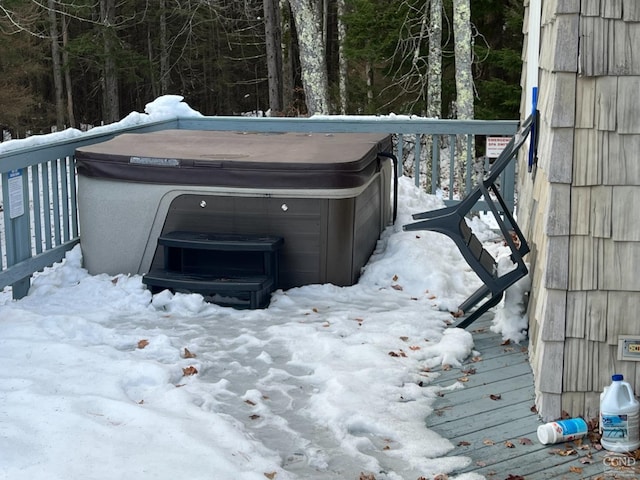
2;168;33;298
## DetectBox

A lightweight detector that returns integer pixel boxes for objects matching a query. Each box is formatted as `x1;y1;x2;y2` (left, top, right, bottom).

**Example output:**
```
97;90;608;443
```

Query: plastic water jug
537;418;588;445
600;374;640;452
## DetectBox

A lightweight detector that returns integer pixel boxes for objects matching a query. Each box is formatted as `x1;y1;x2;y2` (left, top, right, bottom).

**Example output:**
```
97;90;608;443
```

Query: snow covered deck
430;313;618;479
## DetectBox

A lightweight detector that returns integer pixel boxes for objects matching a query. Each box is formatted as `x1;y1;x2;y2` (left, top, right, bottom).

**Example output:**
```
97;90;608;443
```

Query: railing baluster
51;159;61;246
448;135;456;202
465;134;473;197
60;157;71;243
431;135;439;195
69;156;79;238
31;165;43;254
42;163;52;250
414;134;421;188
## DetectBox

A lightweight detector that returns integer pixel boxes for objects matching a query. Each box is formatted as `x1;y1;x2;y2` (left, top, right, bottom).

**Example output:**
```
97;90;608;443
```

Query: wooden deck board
426;313;625;479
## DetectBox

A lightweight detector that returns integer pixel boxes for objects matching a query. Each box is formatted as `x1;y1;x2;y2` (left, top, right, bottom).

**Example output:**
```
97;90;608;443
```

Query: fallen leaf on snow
409;345;421;351
391;284;403;291
182;366;198;376
137;339;149;349
264;472;277;479
182;348;197;358
392;274;398;282
245;399;256;406
249;414;261;420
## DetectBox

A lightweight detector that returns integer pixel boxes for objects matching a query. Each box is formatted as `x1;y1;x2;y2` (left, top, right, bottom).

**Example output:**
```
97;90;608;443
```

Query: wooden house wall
518;0;640;421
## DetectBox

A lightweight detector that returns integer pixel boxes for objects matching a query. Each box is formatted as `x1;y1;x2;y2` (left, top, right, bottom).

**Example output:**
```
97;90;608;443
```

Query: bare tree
453;0;474;194
336;0;347;114
47;0;65;129
100;0;119;123
264;0;283;114
427;0;442;120
61;14;75;128
287;0;329;115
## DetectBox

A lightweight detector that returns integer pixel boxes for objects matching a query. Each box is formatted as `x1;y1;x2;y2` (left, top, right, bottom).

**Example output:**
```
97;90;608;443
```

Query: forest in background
0;0;524;138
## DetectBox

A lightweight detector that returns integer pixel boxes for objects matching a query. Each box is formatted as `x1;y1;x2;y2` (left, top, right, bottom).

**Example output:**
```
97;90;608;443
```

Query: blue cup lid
613;374;624;381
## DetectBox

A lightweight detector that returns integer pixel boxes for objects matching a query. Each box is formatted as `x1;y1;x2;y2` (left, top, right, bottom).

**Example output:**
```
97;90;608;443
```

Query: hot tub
75;130;394;288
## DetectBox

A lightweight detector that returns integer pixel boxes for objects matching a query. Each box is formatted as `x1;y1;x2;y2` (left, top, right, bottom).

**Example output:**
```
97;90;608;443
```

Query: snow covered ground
0;97;530;480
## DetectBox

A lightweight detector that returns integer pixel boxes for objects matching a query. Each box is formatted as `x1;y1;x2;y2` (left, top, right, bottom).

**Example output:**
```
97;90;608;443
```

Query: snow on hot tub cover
75;130;393;189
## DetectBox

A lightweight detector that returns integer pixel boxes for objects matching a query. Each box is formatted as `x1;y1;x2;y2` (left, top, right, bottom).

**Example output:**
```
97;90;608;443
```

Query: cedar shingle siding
519;0;640;420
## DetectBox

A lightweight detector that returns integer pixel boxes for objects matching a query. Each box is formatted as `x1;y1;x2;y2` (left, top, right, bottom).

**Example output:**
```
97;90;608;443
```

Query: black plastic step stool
142;231;284;309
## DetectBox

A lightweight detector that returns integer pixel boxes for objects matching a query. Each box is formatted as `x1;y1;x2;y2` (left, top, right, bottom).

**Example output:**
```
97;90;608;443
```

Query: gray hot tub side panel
148;166;390;289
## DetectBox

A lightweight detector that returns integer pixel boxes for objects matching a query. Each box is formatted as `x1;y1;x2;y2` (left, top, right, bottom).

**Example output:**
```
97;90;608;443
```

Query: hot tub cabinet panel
76;131;393;288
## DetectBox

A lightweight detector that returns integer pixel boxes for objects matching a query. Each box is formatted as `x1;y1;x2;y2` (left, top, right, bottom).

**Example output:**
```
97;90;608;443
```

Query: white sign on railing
486;136;512;158
8;169;25;219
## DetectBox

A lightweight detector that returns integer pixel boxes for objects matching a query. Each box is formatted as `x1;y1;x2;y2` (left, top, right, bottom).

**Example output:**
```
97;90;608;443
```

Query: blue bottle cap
613;374;624;381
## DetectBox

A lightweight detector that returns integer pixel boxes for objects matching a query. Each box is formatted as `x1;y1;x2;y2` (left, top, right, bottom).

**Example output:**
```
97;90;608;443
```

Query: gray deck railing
0;115;518;299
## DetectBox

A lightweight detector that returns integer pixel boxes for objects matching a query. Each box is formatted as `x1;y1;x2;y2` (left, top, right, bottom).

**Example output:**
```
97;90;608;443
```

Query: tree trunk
425;0;443;192
48;0;65;130
264;0;283;114
427;0;442;120
279;0;295;113
287;0;330;115
61;14;75;129
159;0;169;94
453;0;474;195
336;0;347;114
100;0;119;124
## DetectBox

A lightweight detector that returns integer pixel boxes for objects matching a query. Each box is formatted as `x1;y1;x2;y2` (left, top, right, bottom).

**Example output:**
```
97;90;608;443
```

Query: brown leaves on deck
504;475;525;480
489;393;502;401
549;447;578;456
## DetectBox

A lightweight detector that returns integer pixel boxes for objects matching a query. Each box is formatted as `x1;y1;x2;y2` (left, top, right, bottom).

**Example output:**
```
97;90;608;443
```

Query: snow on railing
0;96;518;300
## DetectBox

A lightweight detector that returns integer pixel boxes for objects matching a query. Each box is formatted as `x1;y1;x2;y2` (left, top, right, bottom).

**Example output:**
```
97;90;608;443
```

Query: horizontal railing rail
0;114;518;300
